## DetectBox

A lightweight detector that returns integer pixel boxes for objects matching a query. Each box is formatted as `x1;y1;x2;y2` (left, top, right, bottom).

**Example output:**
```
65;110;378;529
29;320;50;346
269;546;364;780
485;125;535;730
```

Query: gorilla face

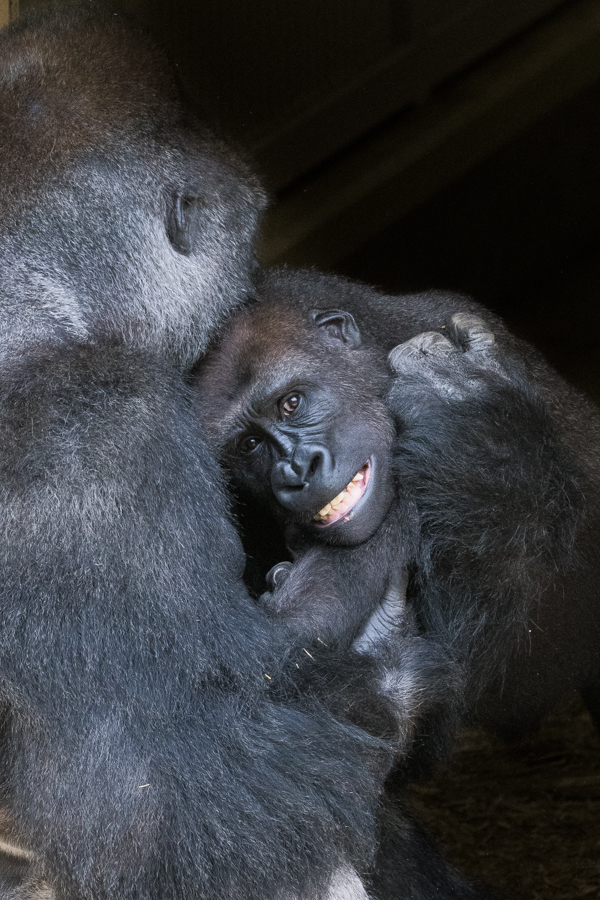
230;371;394;546
0;6;267;368
199;301;396;546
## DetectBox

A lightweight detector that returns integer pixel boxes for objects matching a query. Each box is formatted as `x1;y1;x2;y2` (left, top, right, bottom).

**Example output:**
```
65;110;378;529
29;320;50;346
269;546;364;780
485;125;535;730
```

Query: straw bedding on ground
408;701;600;899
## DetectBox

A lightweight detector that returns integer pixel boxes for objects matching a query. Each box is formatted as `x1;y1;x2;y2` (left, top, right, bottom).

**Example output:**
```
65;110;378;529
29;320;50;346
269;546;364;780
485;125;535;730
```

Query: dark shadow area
341;79;600;404
409;702;600;900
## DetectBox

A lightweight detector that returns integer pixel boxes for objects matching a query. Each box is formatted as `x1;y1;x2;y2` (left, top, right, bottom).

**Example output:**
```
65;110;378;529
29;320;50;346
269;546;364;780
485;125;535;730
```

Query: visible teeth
314;465;369;521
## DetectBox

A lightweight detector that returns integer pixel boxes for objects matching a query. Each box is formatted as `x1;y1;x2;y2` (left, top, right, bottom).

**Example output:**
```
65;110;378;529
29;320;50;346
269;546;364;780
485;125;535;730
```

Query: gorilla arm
257;515;405;648
258;527;458;769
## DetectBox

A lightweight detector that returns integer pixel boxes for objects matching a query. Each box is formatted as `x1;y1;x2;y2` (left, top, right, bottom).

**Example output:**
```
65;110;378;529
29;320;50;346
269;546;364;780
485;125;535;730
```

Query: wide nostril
274;449;325;495
307;454;321;478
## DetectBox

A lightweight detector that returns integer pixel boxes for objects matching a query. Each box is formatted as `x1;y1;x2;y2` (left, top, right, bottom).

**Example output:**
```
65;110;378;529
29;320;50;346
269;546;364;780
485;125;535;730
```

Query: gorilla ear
166;192;205;255
311;309;361;349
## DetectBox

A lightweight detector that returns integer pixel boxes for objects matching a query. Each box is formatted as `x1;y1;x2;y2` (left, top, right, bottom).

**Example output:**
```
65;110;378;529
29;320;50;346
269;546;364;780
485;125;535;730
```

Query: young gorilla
198;290;412;650
197;279;464;783
197;267;600;781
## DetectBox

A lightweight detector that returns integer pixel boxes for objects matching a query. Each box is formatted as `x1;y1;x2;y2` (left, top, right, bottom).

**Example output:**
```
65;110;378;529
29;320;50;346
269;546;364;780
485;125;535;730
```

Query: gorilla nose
272;446;327;508
274;460;306;490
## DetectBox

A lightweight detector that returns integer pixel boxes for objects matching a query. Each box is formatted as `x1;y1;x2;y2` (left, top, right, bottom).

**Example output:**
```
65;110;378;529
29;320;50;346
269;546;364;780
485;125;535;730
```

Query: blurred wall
17;0;566;190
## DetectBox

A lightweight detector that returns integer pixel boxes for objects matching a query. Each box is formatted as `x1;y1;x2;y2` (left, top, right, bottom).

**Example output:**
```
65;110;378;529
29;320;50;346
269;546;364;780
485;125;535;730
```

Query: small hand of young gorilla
265;560;293;591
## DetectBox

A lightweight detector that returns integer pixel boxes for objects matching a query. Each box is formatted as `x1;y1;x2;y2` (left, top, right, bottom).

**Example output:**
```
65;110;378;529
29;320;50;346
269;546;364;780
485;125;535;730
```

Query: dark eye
239;435;261;455
280;393;302;417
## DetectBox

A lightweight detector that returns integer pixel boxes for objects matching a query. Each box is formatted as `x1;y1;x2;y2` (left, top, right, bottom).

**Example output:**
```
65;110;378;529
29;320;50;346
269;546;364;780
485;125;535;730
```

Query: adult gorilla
0;6;415;900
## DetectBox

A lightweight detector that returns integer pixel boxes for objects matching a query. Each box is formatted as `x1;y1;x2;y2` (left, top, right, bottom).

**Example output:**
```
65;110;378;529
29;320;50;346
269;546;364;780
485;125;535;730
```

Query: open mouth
313;461;371;527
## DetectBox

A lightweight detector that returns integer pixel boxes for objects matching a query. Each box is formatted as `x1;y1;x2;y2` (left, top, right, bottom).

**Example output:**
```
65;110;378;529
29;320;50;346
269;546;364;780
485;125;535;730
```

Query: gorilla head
0;4;266;368
199;295;396;547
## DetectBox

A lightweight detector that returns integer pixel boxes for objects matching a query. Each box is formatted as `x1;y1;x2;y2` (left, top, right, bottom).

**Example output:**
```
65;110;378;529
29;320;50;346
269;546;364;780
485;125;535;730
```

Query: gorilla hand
387;314;499;403
266;561;294;591
257;561;294;616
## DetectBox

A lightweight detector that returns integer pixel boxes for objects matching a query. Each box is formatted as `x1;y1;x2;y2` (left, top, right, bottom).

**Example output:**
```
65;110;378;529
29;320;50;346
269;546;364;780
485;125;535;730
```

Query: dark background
13;1;600;896
342;75;600;405
29;0;595;405
19;0;568;189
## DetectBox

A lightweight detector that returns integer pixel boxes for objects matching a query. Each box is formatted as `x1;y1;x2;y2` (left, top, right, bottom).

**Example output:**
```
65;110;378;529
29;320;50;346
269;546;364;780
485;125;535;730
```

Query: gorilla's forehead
0;11;179;117
240;347;322;394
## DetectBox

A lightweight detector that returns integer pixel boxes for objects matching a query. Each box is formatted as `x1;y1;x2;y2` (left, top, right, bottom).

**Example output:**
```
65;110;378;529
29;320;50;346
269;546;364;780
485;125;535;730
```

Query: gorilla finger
450;313;495;352
266;561;293;591
388;332;457;372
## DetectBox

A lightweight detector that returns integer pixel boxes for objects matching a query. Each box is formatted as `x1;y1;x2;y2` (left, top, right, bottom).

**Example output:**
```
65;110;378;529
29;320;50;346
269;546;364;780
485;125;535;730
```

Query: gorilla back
0;7;393;900
0;342;389;900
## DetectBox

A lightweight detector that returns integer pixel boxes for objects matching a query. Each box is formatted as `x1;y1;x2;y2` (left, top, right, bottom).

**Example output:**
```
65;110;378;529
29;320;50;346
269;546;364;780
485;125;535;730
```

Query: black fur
0;342;391;900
